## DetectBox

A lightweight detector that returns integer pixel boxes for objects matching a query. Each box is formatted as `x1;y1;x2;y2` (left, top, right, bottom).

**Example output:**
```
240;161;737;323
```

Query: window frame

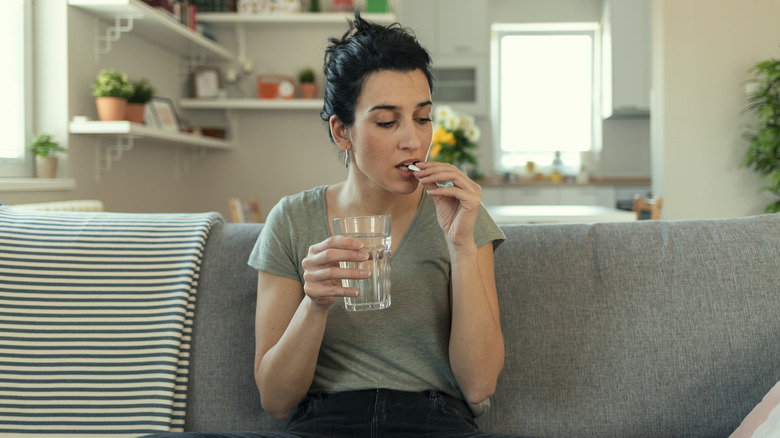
491;22;602;174
0;0;34;177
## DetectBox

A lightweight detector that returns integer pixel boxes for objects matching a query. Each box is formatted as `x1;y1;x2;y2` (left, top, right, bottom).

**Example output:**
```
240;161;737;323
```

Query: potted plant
298;67;317;99
29;133;66;178
741;57;780;213
430;105;483;179
91;69;134;121
126;78;155;124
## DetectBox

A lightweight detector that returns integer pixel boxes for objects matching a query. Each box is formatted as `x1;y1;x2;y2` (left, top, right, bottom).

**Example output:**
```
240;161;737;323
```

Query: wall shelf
0;178;77;193
179;98;322;110
70;120;234;149
196;12;397;26
69;0;235;61
69;120;233;181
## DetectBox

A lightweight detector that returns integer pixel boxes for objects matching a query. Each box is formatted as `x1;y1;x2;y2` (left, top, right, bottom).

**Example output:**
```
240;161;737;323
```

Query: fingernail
358;251;369;260
350;289;360;297
359;270;370;277
352;240;363;249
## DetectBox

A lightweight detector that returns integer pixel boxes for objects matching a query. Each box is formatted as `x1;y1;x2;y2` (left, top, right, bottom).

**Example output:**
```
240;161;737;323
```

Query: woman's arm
447;241;504;405
253;236;369;419
253;272;328;419
413;161;505;404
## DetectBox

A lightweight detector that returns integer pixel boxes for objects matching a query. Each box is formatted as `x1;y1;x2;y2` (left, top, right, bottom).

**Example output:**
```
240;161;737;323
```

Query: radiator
8;199;105;212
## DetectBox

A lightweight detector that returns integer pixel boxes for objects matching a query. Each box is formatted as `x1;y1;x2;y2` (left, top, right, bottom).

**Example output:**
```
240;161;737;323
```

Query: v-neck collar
320;185;427;257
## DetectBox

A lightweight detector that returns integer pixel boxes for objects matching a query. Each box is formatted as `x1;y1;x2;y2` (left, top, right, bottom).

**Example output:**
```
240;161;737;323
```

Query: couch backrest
185;223;281;431
187;214;780;436
479;214;780;437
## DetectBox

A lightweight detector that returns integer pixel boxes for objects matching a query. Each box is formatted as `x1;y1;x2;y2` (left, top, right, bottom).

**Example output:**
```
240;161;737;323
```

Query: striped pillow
0;208;222;437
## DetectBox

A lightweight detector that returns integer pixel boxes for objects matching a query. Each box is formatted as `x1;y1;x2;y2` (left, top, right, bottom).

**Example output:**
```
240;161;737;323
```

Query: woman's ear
329;115;350;150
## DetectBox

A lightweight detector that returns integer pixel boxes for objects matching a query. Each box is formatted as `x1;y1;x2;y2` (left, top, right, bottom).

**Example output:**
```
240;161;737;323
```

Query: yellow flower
432;128;449;145
433;128;456;146
430;143;442;158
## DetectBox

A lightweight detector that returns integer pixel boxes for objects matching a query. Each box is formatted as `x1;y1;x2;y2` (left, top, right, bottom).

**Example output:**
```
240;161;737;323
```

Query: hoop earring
344;149;350;168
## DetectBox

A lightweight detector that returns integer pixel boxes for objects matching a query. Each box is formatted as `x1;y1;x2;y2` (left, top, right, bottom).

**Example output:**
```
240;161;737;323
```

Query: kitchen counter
477;177;652;209
476;176;651;188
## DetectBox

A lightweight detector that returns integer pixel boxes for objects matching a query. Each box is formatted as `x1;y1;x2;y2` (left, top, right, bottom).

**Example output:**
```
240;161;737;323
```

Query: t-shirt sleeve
247;198;302;283
475;203;505;251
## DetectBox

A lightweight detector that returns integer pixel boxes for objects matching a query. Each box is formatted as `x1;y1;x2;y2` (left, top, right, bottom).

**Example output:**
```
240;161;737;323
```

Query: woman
248;12;516;437
146;11;517;438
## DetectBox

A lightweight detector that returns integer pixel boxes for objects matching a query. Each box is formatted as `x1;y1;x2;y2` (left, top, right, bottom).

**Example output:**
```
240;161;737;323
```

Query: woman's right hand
300;236;369;309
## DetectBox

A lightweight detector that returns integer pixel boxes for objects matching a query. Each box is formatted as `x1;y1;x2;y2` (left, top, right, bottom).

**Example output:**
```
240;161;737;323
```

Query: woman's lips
398;161;421;172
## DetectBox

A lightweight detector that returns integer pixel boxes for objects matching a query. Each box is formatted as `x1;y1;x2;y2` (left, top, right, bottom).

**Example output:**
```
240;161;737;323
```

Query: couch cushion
478;214;780;437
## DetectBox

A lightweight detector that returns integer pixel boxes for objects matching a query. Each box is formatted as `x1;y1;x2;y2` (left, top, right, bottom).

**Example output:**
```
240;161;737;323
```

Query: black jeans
284;389;523;438
141;389;528;438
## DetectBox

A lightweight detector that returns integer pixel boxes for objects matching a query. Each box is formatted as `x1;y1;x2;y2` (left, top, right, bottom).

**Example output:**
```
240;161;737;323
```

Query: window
492;23;600;173
0;0;32;177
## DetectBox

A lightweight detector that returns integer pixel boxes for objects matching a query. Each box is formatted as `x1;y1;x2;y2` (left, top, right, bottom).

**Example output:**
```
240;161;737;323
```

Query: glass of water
332;215;391;311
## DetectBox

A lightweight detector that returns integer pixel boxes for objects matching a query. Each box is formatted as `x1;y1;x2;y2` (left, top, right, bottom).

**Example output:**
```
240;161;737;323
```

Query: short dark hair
320;11;433;144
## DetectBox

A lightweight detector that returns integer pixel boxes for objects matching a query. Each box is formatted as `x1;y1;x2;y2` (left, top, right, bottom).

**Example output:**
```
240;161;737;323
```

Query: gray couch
187;213;780;437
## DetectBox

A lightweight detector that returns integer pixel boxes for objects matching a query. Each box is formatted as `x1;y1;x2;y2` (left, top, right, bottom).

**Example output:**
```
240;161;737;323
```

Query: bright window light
493;24;599;171
0;0;31;174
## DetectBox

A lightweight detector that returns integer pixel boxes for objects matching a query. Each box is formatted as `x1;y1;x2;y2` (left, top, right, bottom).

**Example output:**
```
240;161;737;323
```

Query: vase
35;156;58;178
300;82;317;99
96;97;128;121
125;103;146;124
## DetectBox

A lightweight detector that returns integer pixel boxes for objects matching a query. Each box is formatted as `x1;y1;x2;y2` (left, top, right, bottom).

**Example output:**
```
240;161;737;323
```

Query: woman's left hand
413;161;482;247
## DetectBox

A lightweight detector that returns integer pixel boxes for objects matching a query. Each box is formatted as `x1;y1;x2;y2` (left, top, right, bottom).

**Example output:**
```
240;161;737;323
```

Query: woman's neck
335;179;423;218
325;178;424;249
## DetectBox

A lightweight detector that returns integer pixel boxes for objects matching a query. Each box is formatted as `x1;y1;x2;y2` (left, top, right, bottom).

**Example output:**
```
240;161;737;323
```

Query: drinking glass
332;215;391;311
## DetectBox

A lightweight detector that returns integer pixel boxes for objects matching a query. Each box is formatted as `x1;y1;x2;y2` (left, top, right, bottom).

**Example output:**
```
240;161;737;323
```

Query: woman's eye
377;121;396;128
417;118;432;124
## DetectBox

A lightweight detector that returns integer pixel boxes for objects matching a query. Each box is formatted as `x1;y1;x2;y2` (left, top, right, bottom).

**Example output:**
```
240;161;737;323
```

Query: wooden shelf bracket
95;134;135;181
96;15;137;58
174;145;207;182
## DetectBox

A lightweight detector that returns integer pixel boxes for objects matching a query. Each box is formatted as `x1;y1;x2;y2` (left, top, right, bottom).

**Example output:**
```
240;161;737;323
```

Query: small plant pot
96;97;128;121
300;82;317;99
35;156;58;179
125;103;146;124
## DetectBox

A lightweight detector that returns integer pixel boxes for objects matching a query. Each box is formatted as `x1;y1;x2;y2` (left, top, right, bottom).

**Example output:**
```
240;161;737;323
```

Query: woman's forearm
447;242;505;404
255;297;329;419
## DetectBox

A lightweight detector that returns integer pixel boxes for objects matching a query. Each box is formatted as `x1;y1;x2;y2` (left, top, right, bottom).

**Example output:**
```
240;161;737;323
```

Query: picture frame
147;97;181;132
192;66;222;99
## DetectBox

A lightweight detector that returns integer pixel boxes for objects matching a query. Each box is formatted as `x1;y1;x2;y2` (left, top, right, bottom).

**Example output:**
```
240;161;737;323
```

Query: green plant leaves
742;56;780;213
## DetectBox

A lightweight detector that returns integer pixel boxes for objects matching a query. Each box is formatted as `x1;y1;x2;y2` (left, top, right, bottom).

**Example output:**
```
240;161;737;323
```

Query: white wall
19;0;759;219
653;0;779;219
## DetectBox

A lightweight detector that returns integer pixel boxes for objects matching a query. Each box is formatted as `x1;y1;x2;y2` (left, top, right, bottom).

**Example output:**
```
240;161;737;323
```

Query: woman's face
345;68;433;194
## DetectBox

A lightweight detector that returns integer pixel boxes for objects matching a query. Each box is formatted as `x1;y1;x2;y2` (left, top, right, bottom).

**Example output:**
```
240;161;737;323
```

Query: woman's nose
399;121;422;151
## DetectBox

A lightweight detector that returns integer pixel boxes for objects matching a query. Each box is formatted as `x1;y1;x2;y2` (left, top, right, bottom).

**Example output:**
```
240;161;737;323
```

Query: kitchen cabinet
601;0;651;118
503;187;558;206
397;0;489;115
558;186;616;207
479;184;648;208
397;0;487;56
436;0;488;56
482;187;503;206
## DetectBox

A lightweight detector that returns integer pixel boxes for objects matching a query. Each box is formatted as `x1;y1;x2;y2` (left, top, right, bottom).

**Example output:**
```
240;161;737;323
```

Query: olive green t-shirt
248;185;505;416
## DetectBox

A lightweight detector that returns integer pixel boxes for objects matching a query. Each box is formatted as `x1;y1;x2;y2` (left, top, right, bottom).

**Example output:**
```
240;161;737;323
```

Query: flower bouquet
430;105;481;177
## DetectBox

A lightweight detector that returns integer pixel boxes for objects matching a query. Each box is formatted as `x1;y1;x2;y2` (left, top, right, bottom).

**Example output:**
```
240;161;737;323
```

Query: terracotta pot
96;97;128;121
300;82;317;99
125;103;146;124
35;156;58;178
